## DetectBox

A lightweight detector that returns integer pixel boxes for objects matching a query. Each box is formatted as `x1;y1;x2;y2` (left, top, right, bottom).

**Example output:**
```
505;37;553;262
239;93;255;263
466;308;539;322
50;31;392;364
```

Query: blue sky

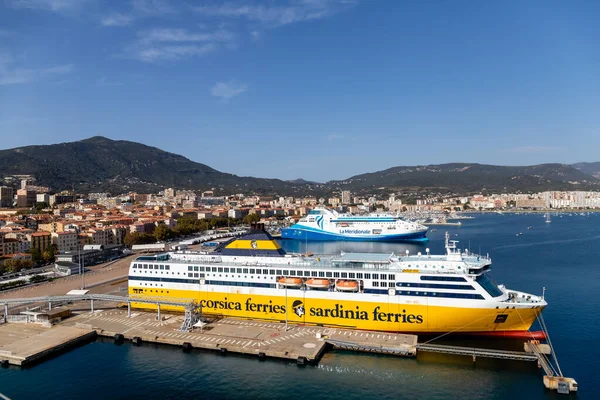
1;0;600;182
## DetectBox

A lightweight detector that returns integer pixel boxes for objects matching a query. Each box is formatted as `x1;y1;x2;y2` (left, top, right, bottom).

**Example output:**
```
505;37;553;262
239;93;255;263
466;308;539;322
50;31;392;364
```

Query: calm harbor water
1;213;598;399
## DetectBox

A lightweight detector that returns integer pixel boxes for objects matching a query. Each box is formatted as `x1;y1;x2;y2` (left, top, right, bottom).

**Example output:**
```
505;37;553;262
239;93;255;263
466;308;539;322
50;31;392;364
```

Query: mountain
0;136;316;195
328;163;600;194
2;137;598;196
286;178;322;185
571;162;600;179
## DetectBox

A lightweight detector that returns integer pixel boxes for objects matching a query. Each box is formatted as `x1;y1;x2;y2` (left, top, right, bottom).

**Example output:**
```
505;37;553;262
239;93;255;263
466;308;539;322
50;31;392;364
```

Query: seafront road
0;255;134;300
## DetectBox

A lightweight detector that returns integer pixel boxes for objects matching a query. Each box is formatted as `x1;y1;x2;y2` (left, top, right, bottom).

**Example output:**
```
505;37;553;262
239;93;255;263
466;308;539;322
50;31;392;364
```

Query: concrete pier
61;310;417;363
0;323;96;366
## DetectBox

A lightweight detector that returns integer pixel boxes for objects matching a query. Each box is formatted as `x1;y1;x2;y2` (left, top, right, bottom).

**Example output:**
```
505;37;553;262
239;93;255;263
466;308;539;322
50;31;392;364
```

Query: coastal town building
27;231;52;252
0;186;14;208
51;231;79;252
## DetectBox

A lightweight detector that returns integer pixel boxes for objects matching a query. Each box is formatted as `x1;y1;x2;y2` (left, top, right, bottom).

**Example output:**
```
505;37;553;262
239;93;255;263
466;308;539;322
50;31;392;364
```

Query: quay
0;294;577;394
0;323;95;366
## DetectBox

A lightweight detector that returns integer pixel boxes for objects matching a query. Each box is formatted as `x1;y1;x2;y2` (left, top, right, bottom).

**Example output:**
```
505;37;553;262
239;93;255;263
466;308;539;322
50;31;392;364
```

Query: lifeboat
336;280;359;292
305;278;330;290
278;277;303;288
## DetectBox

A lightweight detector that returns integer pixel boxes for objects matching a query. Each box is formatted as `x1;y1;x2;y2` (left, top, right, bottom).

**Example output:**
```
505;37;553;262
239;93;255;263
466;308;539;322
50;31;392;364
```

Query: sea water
1;213;598;399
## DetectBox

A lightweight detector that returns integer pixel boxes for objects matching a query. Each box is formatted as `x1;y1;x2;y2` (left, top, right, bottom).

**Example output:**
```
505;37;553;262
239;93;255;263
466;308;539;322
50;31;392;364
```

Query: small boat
305;278;330;290
278;277;303;288
545;213;551;223
336;280;359;292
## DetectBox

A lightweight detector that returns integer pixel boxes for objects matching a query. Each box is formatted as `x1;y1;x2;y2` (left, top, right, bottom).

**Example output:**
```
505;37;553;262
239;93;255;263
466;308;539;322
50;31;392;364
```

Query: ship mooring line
418;310;500;346
536;310;563;377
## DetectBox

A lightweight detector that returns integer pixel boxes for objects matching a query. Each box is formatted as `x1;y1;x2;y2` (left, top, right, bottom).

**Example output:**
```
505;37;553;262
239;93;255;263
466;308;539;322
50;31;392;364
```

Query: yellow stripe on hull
129;288;541;333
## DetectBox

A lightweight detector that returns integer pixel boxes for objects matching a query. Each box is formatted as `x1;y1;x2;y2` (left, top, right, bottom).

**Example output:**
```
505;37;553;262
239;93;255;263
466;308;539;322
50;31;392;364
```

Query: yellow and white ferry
128;229;546;336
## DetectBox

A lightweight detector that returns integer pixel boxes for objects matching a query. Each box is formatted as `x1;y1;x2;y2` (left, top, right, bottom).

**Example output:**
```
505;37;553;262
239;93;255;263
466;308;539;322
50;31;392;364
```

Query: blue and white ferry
281;207;428;242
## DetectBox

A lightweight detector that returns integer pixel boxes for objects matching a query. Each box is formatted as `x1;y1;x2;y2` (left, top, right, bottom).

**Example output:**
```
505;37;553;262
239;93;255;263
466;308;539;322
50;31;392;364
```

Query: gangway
327;338;416;357
416;343;538;362
0;294;192;323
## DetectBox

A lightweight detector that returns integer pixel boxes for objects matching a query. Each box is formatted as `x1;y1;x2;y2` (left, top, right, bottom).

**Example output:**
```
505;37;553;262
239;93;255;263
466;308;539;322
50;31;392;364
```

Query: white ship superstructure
281;207;428;242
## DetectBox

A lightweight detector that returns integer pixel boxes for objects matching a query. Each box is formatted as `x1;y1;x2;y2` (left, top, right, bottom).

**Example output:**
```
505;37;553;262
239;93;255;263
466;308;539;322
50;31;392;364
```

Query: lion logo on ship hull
292;300;305;318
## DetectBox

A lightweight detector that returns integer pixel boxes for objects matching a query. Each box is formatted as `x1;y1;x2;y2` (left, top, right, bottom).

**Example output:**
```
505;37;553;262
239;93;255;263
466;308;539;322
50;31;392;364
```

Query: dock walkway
417;343;538;361
60;310;418;363
0;323;95;366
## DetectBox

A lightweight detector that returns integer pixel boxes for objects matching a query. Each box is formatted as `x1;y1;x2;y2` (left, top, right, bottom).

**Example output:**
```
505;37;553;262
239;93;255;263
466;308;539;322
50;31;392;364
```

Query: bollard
297;356;307;366
114;334;124;345
127;302;131;318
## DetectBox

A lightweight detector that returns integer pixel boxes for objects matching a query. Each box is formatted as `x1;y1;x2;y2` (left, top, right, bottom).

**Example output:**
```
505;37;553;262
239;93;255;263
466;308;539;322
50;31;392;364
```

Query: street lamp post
78;245;86;289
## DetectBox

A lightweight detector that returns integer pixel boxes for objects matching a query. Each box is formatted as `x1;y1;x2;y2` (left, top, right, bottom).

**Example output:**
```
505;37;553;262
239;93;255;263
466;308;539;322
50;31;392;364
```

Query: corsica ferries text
198;298;424;324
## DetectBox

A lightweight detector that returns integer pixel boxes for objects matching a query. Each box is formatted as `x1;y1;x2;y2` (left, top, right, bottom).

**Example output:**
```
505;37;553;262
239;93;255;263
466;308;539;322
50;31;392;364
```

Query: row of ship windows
133;264;171;270
363;289;484;299
396;282;474;290
186;273;276;281
132;264;471;283
186;265;396;280
129;281;483;300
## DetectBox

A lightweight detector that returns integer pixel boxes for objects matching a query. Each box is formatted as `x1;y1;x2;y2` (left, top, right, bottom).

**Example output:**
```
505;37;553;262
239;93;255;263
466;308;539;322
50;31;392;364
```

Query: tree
243;213;260;224
154;224;173;242
4;258;33;273
35;202;49;212
30;247;43;264
124;232;156;247
43;244;58;263
29;275;47;283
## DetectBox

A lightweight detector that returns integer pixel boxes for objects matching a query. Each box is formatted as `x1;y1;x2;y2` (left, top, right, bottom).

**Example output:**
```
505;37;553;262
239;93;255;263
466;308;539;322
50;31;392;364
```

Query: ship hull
129;287;541;334
281;227;429;242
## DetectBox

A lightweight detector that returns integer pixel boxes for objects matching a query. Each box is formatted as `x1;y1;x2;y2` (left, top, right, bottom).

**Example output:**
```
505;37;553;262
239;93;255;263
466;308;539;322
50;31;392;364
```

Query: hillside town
2;174;600;273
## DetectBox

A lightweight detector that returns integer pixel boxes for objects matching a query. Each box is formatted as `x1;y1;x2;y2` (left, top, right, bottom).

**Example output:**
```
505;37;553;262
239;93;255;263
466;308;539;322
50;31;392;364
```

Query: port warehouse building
54;244;123;275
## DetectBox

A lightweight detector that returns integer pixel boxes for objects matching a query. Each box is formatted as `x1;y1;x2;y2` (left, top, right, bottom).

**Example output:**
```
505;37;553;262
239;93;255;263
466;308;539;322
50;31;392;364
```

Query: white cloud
139;28;234;43
0;52;73;85
128;44;216;62
124;27;234;62
211;80;247;100
101;13;135;27
7;0;89;12
193;0;357;27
